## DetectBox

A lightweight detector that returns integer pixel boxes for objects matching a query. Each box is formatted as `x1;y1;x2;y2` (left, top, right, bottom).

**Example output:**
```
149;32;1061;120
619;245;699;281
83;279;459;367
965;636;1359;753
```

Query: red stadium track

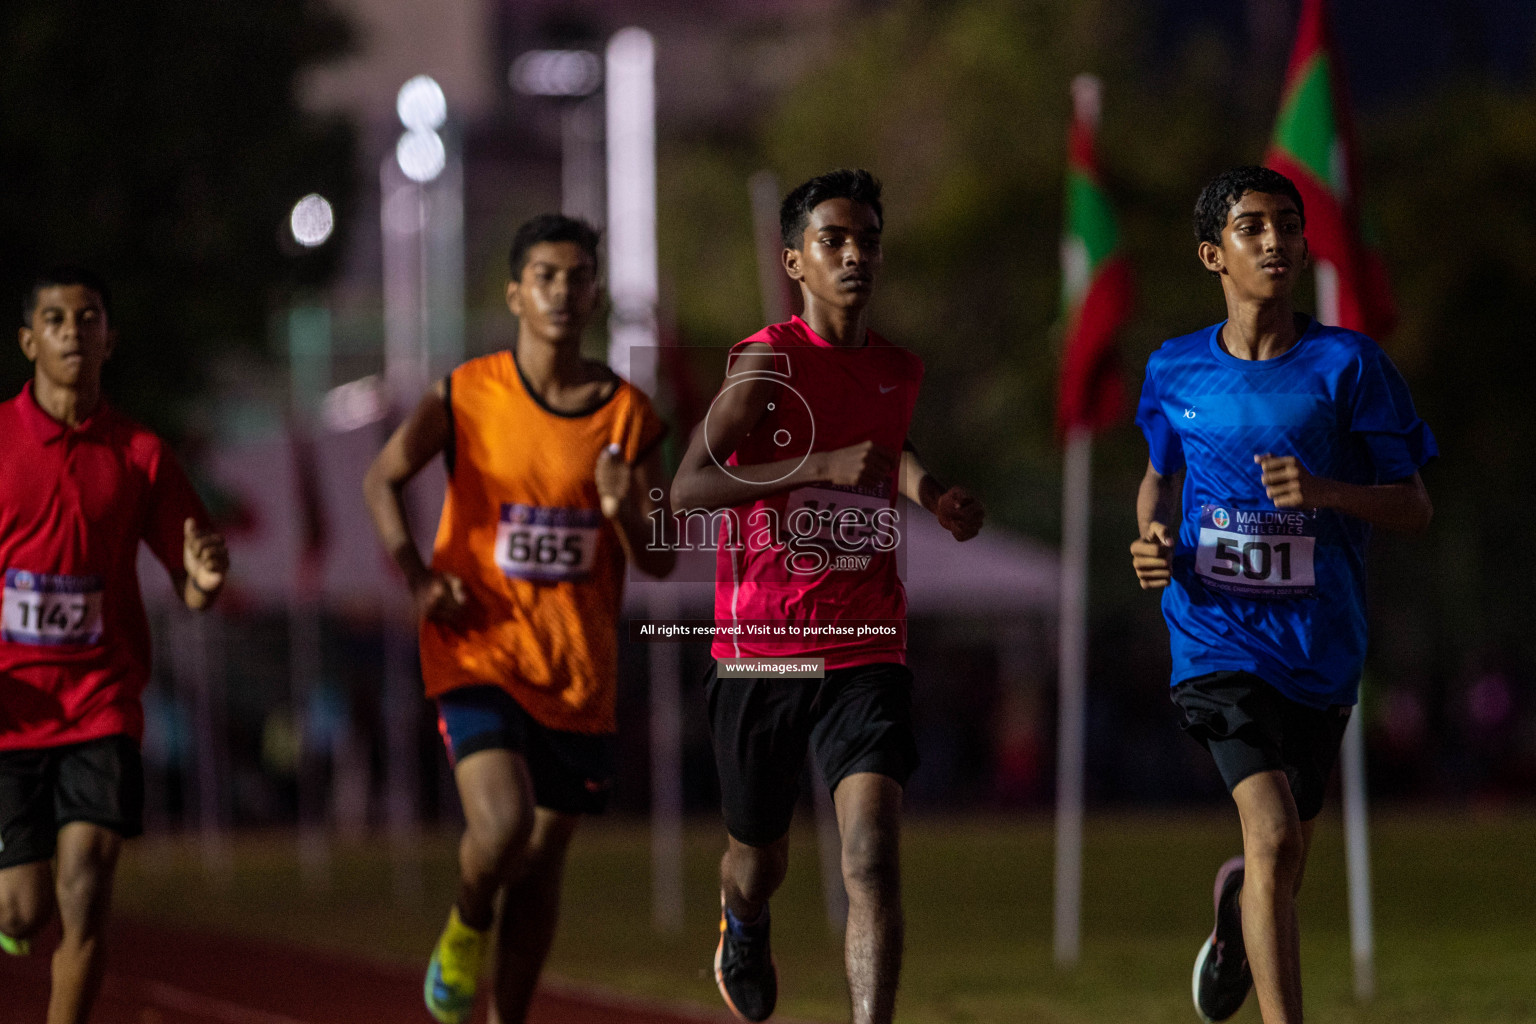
0;918;748;1024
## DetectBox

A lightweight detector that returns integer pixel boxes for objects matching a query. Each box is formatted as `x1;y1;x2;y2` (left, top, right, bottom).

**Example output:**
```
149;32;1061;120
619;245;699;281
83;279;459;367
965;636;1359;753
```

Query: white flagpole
606;27;683;934
1316;259;1376;1001
1053;73;1103;969
1341;698;1375;1000
1053;426;1092;966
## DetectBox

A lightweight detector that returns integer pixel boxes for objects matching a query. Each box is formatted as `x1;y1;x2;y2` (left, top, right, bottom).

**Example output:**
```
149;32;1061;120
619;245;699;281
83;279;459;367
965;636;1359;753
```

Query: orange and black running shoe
715;894;778;1022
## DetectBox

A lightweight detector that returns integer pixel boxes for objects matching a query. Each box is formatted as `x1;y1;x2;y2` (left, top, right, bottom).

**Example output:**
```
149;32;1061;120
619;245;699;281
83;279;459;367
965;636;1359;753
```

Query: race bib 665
2;569;106;646
495;504;601;582
1194;505;1316;598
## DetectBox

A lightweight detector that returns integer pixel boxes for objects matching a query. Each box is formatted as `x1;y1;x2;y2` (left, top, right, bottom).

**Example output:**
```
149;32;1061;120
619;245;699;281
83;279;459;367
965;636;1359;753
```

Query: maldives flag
1057;74;1133;436
1264;0;1395;338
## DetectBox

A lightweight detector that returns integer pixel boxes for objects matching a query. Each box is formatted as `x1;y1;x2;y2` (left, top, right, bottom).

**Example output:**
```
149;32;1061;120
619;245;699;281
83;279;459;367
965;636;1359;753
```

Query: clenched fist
819;441;896;490
1130;521;1175;590
936;487;983;541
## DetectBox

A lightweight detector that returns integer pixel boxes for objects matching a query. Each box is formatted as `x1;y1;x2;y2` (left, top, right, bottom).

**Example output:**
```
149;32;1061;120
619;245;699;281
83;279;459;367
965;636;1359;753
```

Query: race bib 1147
2;569;105;646
494;504;602;582
1193;505;1316;598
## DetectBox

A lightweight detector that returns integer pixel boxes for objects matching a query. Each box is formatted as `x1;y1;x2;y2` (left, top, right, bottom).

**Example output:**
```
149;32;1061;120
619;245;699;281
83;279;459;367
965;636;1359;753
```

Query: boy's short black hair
508;214;601;279
23;266;113;326
1193;166;1306;245
779;168;884;250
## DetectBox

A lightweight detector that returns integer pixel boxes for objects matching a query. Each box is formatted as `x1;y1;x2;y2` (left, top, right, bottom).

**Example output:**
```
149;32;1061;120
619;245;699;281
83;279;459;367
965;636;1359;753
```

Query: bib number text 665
504;530;584;567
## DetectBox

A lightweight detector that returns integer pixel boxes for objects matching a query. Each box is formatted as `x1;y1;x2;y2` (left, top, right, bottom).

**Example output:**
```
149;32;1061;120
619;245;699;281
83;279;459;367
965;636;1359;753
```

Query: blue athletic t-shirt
1135;317;1436;708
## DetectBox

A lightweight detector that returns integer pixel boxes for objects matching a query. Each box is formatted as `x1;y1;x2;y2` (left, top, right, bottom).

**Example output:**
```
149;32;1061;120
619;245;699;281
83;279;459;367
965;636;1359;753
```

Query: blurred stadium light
605;28;658;390
396;74;448;131
510;48;605;227
289;194;335;248
396;129;447;184
381;72;466;900
321;375;388;433
383;74;464;407
510;49;602;97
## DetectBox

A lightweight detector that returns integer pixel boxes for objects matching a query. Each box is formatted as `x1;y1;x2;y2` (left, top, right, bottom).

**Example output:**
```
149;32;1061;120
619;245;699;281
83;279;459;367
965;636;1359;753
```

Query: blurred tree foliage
658;0;1536;680
1365;85;1536;683
0;0;356;436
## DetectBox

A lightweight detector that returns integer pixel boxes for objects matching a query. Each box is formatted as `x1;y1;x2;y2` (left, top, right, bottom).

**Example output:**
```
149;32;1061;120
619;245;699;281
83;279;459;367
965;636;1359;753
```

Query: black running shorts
1172;671;1352;822
436;685;615;816
0;734;144;869
706;661;920;847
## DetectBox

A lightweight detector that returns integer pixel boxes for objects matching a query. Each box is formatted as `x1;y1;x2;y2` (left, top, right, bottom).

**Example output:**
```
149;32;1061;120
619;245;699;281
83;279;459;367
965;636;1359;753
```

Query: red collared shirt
0;382;208;750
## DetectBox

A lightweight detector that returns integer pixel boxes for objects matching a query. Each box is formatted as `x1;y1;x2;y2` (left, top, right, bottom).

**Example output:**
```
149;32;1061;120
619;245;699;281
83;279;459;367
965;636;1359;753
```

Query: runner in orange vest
364;215;673;1024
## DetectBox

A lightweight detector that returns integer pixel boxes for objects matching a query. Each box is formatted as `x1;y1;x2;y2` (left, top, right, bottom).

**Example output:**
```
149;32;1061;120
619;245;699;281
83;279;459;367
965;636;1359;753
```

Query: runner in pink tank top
710;315;921;667
671;169;984;1024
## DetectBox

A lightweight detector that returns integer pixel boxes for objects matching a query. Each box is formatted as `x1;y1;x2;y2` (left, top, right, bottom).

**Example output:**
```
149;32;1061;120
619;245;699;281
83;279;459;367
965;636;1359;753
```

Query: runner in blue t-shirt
1130;166;1435;1024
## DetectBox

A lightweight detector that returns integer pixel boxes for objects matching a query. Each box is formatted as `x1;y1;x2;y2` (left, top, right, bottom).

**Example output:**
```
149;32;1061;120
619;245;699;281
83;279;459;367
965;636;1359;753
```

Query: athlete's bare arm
180;518;228;611
671;343;895;512
596;443;675;578
363;381;472;627
1131;459;1180;590
898;447;983;541
1254;455;1432;532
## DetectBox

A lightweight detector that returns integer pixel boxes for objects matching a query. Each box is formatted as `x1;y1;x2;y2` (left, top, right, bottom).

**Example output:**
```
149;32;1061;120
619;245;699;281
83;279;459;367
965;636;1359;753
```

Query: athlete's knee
521;812;579;880
840;824;900;902
1242;817;1305;885
0;873;54;938
54;839;121;928
465;801;535;871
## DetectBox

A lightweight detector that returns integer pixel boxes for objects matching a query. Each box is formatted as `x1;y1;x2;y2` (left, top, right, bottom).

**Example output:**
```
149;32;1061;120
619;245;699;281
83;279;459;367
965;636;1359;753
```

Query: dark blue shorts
435;686;614;815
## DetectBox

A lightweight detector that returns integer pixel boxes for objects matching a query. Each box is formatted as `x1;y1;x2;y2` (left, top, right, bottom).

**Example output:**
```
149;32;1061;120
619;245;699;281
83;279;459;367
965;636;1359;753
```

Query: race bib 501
495;504;602;582
1194;505;1316;598
2;569;106;646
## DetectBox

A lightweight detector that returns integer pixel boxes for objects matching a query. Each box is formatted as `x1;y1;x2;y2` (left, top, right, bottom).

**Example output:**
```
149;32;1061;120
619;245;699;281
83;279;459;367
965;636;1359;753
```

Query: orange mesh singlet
418;350;664;733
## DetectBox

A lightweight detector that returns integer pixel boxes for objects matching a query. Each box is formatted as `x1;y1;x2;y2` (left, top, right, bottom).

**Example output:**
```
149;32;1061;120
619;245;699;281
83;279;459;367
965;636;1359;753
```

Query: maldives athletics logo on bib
1193;505;1317;599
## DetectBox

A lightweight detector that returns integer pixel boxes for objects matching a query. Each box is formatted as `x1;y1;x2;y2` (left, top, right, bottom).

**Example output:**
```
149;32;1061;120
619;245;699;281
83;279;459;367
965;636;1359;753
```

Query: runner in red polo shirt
0;267;228;1024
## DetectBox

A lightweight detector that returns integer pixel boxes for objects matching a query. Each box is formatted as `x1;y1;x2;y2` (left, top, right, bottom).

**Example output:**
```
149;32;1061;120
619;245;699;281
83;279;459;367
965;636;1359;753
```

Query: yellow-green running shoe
424;906;487;1024
0;931;31;956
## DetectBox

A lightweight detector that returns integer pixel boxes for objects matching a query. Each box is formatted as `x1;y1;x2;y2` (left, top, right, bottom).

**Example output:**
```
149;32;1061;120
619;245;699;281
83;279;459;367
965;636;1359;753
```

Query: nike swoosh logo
879;384;897;394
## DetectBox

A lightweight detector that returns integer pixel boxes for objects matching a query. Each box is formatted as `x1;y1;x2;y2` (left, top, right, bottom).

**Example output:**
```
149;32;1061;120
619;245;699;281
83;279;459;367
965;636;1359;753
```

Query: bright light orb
396;75;447;131
396;129;446;183
510;50;602;97
289;193;335;247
